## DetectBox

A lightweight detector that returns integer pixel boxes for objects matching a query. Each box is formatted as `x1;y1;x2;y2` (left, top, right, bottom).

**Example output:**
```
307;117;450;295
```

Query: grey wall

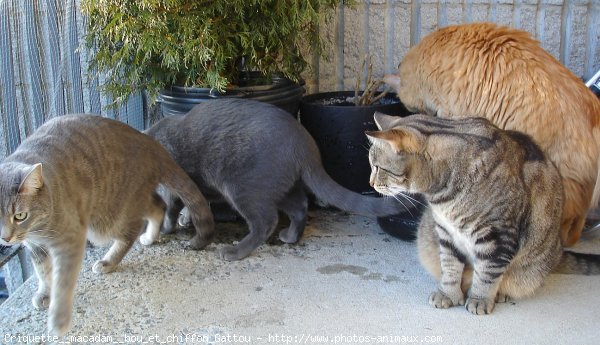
304;0;600;93
0;0;145;159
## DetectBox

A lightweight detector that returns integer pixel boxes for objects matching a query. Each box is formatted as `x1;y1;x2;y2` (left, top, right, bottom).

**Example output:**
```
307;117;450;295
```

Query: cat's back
12;114;169;182
420;22;535;55
406;115;559;187
149;99;316;161
182;99;302;135
412;23;548;70
404;22;599;125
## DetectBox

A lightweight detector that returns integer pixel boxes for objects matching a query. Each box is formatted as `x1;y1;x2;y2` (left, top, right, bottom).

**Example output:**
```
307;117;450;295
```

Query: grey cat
0;115;214;336
145;98;404;261
367;112;600;315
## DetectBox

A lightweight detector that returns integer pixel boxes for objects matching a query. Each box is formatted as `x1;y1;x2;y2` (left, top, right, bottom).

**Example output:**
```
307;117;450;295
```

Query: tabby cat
384;22;600;247
145;98;404;261
367;112;600;314
0;115;214;336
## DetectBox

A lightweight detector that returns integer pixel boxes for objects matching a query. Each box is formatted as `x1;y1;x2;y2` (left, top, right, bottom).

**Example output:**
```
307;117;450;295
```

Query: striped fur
367;113;600;315
384;23;600;247
0;115;213;335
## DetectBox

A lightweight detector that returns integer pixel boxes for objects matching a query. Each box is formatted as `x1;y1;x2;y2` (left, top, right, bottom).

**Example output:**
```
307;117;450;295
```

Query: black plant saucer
376;196;426;242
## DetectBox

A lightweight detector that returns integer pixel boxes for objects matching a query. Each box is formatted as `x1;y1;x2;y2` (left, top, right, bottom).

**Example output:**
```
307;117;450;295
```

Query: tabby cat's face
366;114;428;196
368;138;413;196
0;163;49;246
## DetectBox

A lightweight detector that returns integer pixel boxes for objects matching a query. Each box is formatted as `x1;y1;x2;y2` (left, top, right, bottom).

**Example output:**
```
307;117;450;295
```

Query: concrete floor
1;208;600;345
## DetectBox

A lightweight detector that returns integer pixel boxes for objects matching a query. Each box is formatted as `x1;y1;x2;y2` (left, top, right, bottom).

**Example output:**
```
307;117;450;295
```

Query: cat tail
301;165;407;218
553;251;600;275
160;163;215;249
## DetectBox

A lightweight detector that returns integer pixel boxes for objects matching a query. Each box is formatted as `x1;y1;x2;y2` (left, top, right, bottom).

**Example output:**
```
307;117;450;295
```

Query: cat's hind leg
277;182;308;244
157;186;183;234
495;254;550;301
139;192;167;245
218;201;279;261
92;238;136;274
93;218;144;274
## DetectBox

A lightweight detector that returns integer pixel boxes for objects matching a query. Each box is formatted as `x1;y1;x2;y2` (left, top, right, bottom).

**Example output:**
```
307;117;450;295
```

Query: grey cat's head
0;163;50;246
366;112;499;197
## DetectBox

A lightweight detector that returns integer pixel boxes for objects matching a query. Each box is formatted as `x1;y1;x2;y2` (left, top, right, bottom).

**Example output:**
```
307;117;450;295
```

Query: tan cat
384;22;600;247
0;115;214;335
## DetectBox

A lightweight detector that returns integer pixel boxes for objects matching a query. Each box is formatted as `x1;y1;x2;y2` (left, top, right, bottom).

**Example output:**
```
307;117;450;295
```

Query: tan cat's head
384;47;432;115
366;112;500;197
0;163;50;246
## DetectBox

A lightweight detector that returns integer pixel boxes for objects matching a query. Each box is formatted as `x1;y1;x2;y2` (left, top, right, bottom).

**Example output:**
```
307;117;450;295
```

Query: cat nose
0;234;12;244
0;230;13;244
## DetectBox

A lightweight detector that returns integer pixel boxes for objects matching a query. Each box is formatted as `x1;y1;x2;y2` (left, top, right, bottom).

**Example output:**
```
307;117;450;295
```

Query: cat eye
378;166;405;179
14;212;28;222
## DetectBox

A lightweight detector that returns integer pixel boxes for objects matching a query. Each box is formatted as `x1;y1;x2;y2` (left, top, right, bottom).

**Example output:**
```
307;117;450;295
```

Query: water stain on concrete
317;264;402;283
317;264;368;277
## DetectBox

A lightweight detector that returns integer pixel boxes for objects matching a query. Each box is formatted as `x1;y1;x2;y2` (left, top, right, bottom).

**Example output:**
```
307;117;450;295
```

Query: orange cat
384;22;600;247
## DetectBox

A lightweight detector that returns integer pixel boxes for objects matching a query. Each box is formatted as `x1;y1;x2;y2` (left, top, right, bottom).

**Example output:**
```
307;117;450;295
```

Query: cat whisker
388;193;415;217
398;193;426;208
29;242;50;259
394;192;417;209
28;230;58;240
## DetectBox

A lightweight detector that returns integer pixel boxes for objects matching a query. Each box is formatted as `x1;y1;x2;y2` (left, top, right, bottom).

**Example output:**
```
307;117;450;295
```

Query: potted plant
300;57;412;195
299;57;420;240
81;0;345;115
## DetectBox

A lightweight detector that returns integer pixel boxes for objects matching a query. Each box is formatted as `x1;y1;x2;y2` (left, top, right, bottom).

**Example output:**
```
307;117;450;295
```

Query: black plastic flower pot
299;91;412;195
299;91;423;240
157;72;305;117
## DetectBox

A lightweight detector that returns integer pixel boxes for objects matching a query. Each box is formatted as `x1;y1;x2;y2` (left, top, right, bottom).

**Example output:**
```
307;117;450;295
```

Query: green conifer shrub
82;0;345;104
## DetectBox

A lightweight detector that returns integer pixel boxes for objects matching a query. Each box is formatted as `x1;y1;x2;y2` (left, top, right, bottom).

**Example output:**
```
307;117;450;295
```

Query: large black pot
158;72;305;116
300;91;422;241
299;91;412;195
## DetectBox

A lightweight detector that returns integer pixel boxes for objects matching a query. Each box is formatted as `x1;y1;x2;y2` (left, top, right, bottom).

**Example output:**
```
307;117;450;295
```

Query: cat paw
32;293;50;310
92;260;116;274
429;289;464;309
495;293;510;303
466;297;495;315
189;235;211;250
48;310;71;336
217;246;247;261
177;209;191;228
139;232;157;246
278;228;300;244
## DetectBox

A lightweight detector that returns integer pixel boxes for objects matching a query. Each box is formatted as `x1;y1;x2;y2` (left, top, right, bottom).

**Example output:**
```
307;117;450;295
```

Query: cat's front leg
430;237;466;308
48;242;86;336
27;244;52;309
466;240;515;315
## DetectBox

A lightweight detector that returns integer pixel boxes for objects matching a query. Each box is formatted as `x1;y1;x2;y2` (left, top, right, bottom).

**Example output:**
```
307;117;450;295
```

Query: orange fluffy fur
385;23;600;247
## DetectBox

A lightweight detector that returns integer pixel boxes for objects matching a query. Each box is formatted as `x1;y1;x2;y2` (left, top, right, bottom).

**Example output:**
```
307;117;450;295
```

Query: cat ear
383;74;401;91
373;112;398;130
366;129;422;154
19;163;44;195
